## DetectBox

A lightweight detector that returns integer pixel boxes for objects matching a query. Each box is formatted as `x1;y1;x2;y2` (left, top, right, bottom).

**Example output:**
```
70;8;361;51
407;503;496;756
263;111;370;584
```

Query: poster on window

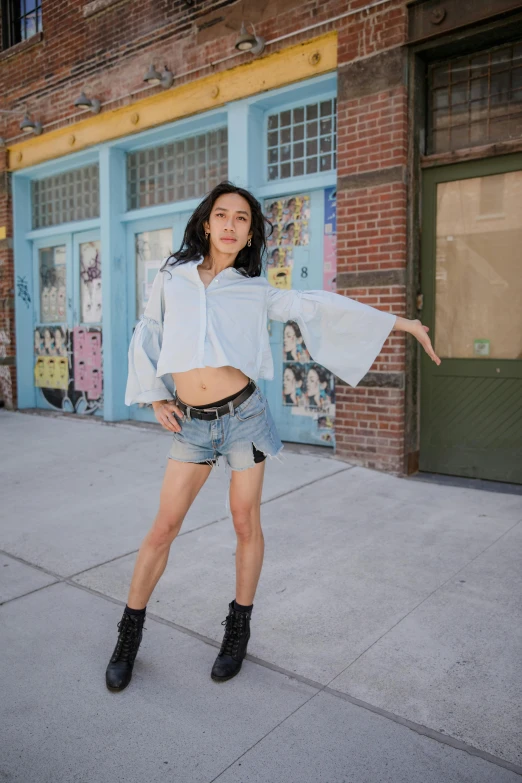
34;326;70;391
264;193;310;269
39;245;66;323
33;324;103;415
267;266;292;289
80;241;102;323
323;187;337;293
73;326;103;401
281;320;336;442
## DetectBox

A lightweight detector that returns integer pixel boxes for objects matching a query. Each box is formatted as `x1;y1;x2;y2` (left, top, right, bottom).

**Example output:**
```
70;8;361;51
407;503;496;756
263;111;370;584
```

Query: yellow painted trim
0;226;6;239
8;32;337;171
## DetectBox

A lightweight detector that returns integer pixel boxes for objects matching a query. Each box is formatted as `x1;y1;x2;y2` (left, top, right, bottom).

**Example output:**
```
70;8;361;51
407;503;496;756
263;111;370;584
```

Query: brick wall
335;5;409;473
0;0;410;473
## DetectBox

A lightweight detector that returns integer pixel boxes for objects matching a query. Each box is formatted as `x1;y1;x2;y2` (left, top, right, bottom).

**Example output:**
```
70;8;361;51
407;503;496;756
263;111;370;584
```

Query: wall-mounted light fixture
20;114;43;135
143;65;174;89
74;91;101;114
234;22;265;55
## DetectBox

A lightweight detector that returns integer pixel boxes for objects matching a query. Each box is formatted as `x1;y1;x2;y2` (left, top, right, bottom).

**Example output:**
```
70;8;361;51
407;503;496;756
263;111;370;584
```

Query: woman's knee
148;511;184;547
231;505;262;540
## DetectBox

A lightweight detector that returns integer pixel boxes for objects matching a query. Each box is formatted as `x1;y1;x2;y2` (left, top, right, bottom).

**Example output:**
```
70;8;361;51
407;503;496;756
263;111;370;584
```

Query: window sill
421;138;522;167
0;31;44;62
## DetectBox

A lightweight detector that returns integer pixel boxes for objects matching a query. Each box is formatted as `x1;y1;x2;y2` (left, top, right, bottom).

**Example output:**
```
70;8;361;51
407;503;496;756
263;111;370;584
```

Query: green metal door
420;154;522;484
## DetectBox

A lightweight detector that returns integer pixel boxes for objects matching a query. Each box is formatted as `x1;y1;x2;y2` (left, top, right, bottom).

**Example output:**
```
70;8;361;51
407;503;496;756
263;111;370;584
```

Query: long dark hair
161;181;273;278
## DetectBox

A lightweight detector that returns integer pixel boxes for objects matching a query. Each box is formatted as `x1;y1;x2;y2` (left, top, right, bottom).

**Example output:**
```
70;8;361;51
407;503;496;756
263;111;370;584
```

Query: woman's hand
151;399;184;432
394;316;442;365
410;320;441;365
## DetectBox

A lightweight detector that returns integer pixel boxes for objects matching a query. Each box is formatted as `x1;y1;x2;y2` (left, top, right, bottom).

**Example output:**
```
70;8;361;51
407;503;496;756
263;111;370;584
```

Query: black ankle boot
106;610;146;692
211;599;251;682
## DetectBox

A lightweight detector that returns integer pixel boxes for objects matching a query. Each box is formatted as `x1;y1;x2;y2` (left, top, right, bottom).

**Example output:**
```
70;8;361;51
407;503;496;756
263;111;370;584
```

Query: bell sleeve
266;286;397;387
124;270;176;406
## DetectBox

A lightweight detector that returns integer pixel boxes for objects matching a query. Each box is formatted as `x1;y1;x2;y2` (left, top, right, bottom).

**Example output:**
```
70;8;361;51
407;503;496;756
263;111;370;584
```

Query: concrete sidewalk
1;409;521;783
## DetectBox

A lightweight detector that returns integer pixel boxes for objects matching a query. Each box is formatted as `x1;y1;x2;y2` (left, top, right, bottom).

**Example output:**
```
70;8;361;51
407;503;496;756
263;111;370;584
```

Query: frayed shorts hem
166;454;219;468
226;441;285;472
166;441;285;472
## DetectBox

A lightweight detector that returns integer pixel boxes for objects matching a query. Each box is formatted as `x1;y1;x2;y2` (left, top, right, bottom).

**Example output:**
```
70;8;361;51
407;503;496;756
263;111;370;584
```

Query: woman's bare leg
228;459;266;606
126;459;213;609
210;459;266;682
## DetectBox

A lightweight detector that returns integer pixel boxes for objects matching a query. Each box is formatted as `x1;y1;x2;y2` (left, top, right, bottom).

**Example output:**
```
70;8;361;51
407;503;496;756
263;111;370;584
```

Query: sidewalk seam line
0;466;354;584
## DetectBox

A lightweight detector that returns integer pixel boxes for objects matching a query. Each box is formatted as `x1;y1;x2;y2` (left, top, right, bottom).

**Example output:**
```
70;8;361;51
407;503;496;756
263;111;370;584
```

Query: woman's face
283;324;297;353
283;367;296;394
272;249;280;264
287;223;295;240
307;368;319;395
43;328;52;347
204;193;253;257
55;329;63;348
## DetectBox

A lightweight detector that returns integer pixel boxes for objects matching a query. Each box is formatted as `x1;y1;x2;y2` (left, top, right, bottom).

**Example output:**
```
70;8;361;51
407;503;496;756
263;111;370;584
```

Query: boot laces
219;610;248;657
112;614;145;663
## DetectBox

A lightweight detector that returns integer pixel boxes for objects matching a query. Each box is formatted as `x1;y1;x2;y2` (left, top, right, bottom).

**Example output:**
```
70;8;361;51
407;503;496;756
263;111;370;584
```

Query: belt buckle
202;404;222;419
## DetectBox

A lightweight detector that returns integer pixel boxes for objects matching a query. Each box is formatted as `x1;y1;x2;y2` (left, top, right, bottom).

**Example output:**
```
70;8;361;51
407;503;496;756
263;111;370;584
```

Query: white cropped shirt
124;256;397;406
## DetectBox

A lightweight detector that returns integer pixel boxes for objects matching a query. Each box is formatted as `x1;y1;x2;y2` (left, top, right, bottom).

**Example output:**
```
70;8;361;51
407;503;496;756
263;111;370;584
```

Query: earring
247;238;252;247
205;231;209;239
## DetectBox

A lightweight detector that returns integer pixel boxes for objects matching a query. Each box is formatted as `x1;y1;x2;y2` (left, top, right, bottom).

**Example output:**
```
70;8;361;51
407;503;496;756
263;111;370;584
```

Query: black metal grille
427;41;522;154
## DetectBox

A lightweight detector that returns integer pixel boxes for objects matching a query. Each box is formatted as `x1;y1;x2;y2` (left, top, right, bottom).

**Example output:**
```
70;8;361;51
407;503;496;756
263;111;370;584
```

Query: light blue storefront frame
13;71;337;424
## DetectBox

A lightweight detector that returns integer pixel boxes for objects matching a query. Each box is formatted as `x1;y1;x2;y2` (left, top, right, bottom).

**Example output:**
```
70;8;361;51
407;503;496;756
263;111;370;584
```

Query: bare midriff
171;366;250;406
169;263;251;405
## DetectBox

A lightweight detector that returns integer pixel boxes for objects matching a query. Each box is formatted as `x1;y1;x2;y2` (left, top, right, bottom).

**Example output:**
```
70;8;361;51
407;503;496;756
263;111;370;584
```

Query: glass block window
32;165;100;229
428;41;522;154
267;98;337;180
127;128;228;210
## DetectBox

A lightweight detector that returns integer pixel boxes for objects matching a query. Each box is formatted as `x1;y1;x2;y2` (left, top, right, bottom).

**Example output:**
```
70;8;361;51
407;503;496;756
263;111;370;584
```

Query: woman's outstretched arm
265;284;441;387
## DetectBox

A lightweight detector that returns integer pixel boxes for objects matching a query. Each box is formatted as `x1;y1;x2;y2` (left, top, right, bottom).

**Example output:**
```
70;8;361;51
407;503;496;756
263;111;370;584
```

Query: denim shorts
167;382;285;473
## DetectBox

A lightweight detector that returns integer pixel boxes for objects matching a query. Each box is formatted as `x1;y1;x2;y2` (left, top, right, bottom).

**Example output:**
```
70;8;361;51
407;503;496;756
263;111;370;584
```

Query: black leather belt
174;379;257;420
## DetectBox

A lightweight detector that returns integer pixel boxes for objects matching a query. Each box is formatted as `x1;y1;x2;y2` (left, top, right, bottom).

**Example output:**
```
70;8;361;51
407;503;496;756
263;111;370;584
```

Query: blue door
126;212;191;423
32;230;104;416
261;186;337;448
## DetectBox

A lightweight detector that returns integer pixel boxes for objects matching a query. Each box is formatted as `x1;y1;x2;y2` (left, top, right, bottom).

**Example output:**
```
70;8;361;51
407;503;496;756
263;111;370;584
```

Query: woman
42;327;54;356
306;364;333;410
281;221;296;246
282;363;305;406
283;321;310;362
105;181;441;693
54;326;68;357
